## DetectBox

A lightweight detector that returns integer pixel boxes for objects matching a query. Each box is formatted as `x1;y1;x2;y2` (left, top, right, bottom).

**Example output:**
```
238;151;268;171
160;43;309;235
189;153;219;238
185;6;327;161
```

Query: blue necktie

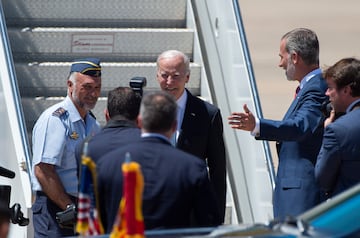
295;86;300;98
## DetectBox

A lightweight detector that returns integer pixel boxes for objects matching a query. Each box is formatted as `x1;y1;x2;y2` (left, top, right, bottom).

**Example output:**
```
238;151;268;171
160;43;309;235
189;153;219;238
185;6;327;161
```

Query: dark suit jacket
315;104;360;199
177;89;226;222
75;119;141;165
97;136;221;232
256;73;327;219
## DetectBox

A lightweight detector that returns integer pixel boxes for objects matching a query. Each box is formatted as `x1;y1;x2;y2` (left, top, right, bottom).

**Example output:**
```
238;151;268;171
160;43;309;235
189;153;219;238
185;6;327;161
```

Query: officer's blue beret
70;58;101;77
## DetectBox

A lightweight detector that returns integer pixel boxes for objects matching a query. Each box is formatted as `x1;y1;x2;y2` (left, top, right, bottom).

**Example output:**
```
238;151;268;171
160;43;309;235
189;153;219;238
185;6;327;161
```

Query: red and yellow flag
110;152;144;238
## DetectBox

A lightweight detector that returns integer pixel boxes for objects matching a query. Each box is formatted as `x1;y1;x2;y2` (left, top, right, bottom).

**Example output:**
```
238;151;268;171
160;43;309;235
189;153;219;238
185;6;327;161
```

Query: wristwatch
66;203;76;211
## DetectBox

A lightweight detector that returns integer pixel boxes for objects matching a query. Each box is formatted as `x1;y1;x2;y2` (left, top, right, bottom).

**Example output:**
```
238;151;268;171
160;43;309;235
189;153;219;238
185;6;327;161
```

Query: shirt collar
64;96;82;122
141;132;171;143
177;90;187;111
346;98;360;113
300;68;322;89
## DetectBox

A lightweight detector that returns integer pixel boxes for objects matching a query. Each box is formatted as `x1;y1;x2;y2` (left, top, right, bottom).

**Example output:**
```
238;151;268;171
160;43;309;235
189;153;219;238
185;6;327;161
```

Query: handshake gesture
228;104;256;132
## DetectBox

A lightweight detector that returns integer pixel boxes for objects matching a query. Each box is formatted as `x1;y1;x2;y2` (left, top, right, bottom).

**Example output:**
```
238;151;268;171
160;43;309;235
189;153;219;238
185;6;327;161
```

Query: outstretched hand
228;104;256;131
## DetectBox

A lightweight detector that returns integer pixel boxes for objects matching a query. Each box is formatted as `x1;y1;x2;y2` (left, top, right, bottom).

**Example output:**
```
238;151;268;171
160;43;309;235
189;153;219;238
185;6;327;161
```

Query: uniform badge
70;131;79;140
94;70;100;77
52;107;67;117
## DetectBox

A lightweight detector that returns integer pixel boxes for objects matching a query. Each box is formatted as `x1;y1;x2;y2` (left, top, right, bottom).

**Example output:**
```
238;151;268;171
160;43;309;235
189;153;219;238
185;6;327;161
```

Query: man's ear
185;73;190;83
67;80;73;95
343;84;352;95
104;109;110;122
291;51;299;64
136;115;142;129
171;120;177;133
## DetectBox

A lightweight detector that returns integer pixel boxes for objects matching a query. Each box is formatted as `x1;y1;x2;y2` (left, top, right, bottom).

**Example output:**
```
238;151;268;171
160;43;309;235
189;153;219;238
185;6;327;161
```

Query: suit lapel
283;80;308;119
284;96;300;119
284;72;323;119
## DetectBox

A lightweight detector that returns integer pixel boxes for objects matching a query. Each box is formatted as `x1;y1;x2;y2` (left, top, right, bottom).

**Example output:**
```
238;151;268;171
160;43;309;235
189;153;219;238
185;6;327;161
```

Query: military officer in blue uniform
31;58;102;237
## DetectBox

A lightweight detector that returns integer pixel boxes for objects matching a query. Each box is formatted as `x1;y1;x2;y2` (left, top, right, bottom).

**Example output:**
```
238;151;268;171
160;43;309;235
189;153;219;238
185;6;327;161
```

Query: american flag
76;143;104;236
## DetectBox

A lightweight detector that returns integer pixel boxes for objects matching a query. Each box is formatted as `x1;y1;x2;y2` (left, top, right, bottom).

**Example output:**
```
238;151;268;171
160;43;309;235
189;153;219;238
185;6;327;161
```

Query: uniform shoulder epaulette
52;107;68;118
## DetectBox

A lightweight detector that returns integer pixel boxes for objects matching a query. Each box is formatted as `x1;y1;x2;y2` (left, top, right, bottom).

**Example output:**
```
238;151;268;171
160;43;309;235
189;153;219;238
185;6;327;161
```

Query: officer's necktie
294;86;300;98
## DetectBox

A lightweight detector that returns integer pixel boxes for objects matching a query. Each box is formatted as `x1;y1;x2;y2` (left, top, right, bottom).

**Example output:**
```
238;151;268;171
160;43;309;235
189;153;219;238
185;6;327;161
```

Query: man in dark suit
228;28;327;220
97;92;221;232
156;50;226;222
75;86;141;164
315;58;360;199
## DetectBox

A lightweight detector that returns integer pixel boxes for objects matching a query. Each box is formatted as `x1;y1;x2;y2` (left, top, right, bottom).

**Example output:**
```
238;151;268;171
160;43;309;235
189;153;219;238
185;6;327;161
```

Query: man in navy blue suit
315;58;360;199
228;28;328;220
156;50;226;223
97;91;221;232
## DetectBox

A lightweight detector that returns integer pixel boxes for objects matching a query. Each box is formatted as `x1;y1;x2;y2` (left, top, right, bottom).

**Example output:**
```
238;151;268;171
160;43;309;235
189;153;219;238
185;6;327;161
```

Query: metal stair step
2;0;186;28
8;28;194;62
16;62;201;97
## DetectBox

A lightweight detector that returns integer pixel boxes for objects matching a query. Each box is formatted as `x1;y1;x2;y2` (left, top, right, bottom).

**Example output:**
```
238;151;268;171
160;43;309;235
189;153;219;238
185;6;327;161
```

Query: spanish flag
76;142;104;235
110;152;145;238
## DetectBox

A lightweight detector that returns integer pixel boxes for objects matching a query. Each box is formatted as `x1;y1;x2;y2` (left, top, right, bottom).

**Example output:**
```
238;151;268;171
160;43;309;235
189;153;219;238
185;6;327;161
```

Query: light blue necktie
171;105;182;146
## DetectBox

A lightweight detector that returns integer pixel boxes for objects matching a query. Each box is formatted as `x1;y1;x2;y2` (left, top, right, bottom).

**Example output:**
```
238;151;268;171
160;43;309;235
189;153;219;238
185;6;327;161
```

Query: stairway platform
8;28;194;62
16;62;201;97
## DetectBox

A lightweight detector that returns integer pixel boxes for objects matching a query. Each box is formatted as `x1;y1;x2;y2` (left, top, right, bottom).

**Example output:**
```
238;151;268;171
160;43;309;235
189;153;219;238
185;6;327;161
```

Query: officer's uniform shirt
31;96;100;196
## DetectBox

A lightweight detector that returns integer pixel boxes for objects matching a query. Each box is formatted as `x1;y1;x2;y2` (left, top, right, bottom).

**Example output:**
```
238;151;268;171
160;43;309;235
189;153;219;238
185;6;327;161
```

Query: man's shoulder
330;111;360;131
34;103;67;130
88;127;140;149
38;100;65;117
305;74;327;91
103;138;199;161
90;126;141;144
167;145;206;165
186;91;220;114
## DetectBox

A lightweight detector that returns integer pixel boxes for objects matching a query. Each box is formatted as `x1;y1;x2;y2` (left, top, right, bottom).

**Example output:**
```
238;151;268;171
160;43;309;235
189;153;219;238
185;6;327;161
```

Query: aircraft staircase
0;0;275;237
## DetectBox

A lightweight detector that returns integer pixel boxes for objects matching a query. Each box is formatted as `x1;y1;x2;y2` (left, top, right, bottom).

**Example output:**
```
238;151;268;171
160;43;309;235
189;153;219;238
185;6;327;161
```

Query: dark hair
140;91;177;133
323;57;360;97
107;87;141;120
282;28;319;66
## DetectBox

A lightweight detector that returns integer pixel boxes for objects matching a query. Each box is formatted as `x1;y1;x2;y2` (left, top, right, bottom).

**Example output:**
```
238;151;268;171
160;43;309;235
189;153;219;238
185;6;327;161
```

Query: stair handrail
0;1;32;180
232;0;276;190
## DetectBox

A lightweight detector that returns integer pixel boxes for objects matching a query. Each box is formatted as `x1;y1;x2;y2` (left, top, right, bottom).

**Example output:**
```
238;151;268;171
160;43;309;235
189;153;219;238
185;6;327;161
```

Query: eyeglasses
158;72;186;80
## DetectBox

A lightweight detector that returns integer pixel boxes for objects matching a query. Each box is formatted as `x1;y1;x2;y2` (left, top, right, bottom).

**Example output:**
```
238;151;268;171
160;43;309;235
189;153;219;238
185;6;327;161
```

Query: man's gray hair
282;28;319;66
156;50;190;74
140;91;177;133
